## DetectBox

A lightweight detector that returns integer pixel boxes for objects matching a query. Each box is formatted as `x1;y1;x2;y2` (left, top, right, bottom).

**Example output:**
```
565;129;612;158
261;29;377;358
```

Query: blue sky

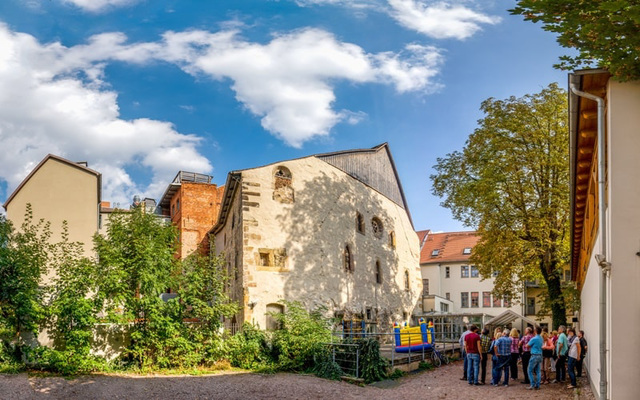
0;0;569;232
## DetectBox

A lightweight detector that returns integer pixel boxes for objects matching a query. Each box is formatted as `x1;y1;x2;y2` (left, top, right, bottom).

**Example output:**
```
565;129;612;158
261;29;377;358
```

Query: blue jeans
462;350;467;378
495;355;510;385
491;355;499;384
568;356;577;386
528;354;542;388
467;353;480;384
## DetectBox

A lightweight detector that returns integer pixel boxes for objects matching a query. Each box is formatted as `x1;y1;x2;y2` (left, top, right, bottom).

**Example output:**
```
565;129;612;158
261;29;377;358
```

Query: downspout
570;83;610;400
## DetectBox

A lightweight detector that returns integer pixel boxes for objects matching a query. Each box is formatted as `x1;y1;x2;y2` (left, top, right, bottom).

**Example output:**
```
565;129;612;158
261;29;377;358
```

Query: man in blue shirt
493;329;512;386
526;326;544;390
555;325;569;383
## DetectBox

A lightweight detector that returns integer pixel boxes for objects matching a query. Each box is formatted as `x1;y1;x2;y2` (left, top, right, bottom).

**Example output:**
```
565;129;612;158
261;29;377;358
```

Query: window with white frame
461;292;469;308
461;265;469;278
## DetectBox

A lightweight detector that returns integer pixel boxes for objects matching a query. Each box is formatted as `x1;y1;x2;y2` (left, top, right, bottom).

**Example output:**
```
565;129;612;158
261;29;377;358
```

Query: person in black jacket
577;330;588;377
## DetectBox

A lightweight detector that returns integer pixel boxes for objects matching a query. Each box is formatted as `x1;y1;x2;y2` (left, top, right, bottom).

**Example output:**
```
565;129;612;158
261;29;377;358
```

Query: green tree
0;206;51;354
431;84;570;328
511;0;640;81
93;207;179;366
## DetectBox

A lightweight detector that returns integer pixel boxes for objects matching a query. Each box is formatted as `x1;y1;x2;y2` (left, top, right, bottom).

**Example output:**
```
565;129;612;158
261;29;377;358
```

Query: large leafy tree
431;83;570;328
511;0;640;81
0;206;51;348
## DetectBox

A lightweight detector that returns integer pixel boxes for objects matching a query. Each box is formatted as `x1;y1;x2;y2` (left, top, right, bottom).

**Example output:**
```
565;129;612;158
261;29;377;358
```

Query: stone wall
216;156;422;331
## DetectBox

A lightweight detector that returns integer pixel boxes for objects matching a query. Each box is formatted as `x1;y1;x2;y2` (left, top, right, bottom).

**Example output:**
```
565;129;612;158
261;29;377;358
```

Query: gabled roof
484;309;540;328
3;154;101;210
211;143;414;234
416;229;430;250
419;231;479;264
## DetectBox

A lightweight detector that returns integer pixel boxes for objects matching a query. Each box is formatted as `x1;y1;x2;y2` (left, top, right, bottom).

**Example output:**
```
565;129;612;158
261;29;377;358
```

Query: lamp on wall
248;301;257;310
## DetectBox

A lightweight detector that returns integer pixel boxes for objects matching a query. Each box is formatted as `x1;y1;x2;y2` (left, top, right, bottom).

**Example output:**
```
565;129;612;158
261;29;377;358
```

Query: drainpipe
570;83;610;400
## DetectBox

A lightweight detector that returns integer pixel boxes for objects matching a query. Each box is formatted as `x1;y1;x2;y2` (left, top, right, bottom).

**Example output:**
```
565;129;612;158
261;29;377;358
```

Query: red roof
419;231;479;264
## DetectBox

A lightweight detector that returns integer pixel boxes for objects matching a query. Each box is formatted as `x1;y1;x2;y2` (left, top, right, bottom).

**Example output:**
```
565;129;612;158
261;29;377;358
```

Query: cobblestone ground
0;361;595;400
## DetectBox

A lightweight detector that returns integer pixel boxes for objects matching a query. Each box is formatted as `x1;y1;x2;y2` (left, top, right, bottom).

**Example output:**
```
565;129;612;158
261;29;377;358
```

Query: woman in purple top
509;328;520;380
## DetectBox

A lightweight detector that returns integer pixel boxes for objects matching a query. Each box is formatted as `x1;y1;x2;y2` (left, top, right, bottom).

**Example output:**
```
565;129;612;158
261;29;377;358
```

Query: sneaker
503;384;509;387
526;386;534;390
460;377;467;380
567;385;577;389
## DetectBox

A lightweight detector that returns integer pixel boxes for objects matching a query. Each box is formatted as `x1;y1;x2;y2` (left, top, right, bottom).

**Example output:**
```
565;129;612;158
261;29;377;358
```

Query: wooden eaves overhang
569;70;609;290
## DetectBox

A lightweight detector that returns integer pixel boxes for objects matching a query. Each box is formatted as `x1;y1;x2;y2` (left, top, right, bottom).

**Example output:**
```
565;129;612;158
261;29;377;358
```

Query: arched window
371;217;383;238
273;166;294;203
375;260;382;284
344;245;353;273
389;231;396;248
356;212;365;234
404;270;410;291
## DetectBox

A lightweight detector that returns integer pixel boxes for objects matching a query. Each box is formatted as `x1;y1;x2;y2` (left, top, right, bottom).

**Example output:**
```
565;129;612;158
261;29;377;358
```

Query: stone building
211;143;422;331
158;171;225;258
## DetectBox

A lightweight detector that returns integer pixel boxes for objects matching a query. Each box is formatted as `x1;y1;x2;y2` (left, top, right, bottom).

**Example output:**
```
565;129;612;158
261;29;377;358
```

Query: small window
461;292;469;308
402;311;408;321
356;212;365;234
365;307;372;321
375;260;382;284
470;265;479;278
176;198;180;212
389;231;396;248
422;279;429;295
445;292;450;300
440;303;449;312
445;266;450;278
503;295;510;307
344;245;353;273
470;292;479;308
463;247;472;255
483;291;491;307
259;252;271;266
493;294;502;307
404;270;410;291
371;217;383;239
461;265;469;278
431;249;439;257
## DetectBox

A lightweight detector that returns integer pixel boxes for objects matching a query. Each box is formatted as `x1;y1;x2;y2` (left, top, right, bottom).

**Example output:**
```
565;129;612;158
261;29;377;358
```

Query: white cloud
0;24;211;207
62;0;138;13
387;0;500;40
0;23;444;206
148;28;443;147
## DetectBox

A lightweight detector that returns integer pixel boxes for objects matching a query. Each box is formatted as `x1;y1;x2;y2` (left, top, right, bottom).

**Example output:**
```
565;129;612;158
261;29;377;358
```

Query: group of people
459;324;587;390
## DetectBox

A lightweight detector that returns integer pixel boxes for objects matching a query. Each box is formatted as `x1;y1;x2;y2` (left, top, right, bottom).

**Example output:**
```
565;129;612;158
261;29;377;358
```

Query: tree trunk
546;274;567;329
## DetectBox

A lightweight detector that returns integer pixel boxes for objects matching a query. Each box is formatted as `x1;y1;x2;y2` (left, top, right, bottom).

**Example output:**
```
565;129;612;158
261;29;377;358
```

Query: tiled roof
419;231;479;264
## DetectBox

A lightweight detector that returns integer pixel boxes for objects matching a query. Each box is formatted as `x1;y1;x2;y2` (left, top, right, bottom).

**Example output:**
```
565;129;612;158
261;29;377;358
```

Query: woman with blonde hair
509;328;520;380
541;329;554;384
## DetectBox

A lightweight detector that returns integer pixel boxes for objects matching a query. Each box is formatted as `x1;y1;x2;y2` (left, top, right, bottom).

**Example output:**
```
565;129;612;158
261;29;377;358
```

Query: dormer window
463;247;472;255
431;249;439;256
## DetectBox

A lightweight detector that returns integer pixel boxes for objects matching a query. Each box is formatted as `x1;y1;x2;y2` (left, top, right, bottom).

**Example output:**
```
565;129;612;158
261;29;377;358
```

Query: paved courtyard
0;361;595;399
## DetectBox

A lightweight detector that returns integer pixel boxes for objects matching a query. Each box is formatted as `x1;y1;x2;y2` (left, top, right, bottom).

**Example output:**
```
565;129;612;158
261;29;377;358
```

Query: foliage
269;301;331;371
312;351;343;380
389;368;406;379
94;208;237;369
511;1;640;81
418;361;433;371
0;207;51;355
45;222;100;374
225;323;272;369
357;338;389;383
431;84;570;328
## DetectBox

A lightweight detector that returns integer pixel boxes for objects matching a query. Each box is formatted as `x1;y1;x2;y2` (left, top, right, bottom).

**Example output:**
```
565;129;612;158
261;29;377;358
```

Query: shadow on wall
91;324;130;361
275;171;414;332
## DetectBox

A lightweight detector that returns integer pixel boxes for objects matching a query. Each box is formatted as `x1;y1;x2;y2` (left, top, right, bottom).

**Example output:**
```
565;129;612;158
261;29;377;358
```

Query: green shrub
225;323;272;369
358;338;389;383
269;301;331;371
313;351;343;380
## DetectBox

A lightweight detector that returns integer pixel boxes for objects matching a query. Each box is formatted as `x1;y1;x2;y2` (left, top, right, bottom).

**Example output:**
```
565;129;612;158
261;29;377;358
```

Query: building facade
212;143;422;331
569;69;640;400
159;171;225;258
3;154;101;282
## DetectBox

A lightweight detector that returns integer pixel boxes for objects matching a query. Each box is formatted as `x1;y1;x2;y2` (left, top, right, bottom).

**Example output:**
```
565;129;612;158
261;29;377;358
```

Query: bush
313;351;343;380
225;323;272;369
269;301;331;371
358;338;389;383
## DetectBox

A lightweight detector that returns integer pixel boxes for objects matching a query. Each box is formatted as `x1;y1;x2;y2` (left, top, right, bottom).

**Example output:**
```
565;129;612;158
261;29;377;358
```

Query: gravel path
0;361;595;399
